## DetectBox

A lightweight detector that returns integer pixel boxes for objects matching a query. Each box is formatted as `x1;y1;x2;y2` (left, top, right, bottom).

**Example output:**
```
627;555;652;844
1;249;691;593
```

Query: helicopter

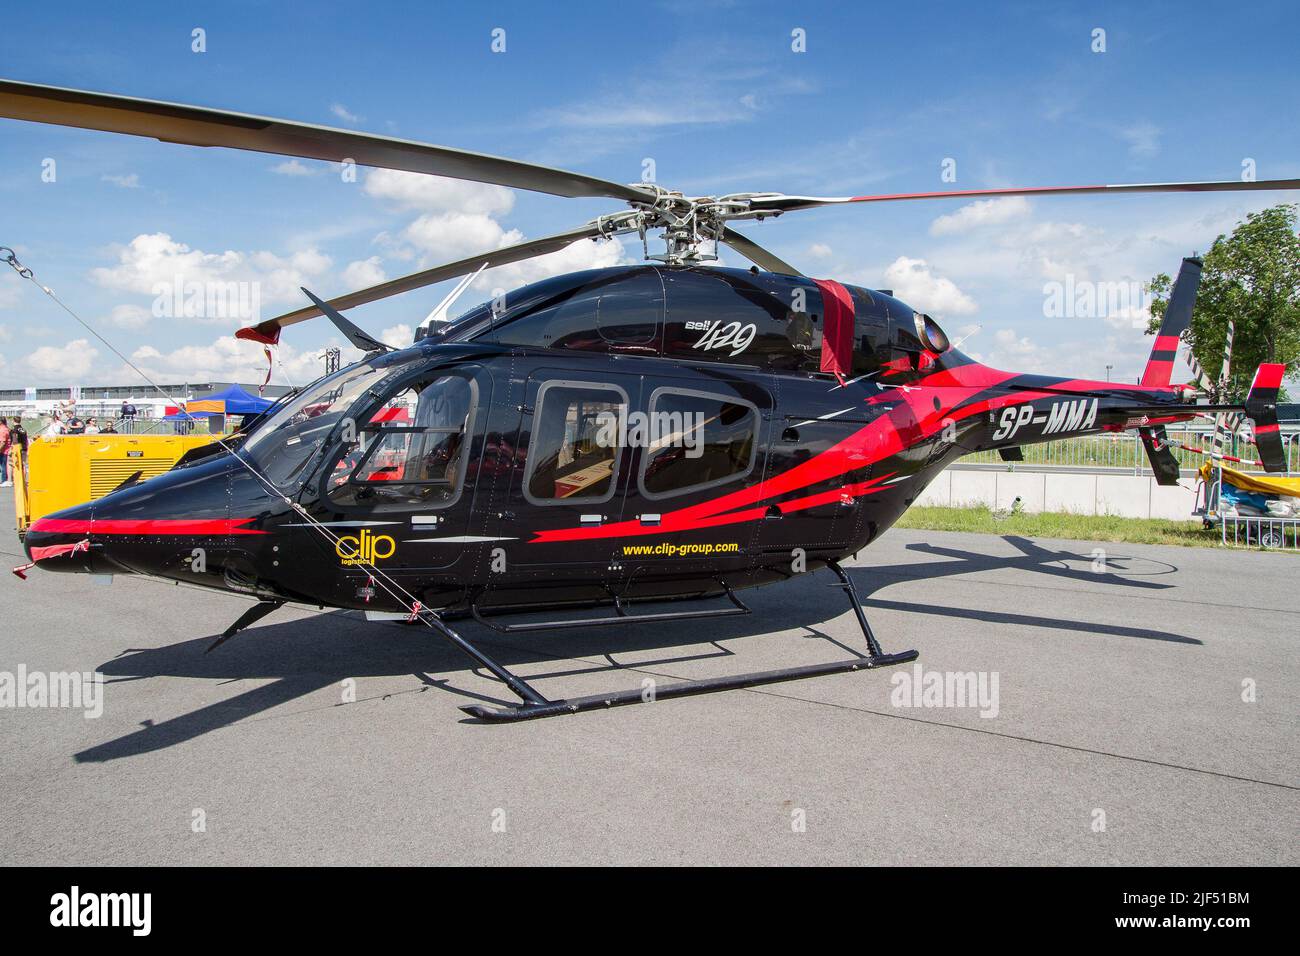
2;79;1296;721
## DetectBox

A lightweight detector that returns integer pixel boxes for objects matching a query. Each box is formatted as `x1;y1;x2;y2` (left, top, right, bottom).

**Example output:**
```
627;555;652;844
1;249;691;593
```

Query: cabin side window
638;388;758;499
524;382;627;504
325;374;476;509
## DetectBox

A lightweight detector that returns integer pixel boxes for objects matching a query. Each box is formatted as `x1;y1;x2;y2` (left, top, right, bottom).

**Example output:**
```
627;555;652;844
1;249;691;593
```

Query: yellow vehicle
11;432;221;538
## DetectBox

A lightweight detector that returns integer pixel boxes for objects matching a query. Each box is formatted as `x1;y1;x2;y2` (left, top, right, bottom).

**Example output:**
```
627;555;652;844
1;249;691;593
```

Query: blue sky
1;0;1297;390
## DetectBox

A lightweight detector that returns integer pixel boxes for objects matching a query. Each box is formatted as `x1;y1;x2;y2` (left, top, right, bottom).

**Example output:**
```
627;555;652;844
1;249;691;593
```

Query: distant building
0;381;293;403
0;381;294;423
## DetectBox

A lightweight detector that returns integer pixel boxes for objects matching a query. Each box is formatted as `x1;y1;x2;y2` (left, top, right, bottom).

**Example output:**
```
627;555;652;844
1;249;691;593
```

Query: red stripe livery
29;517;267;536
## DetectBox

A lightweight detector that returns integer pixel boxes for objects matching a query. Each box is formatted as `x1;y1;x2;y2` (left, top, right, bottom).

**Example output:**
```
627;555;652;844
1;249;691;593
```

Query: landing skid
423;560;917;722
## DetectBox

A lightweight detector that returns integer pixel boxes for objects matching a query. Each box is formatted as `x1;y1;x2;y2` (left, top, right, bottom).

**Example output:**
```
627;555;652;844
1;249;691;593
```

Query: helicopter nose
20;454;242;579
21;500;102;575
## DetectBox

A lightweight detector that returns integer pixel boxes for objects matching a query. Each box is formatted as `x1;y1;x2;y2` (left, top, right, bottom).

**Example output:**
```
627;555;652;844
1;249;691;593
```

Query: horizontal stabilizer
1245;363;1287;473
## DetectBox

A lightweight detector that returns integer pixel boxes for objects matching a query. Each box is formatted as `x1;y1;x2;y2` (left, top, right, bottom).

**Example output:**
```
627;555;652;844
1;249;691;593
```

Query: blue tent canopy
199;384;274;414
162;384;273;420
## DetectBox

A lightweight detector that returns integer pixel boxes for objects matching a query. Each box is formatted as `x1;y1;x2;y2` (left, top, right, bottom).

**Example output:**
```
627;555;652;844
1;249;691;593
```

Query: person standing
41;411;65;438
84;417;100;435
0;417;11;487
10;417;28;479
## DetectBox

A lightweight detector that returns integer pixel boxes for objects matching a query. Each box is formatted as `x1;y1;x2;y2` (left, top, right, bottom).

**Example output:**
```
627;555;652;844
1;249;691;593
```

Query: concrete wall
918;467;1200;520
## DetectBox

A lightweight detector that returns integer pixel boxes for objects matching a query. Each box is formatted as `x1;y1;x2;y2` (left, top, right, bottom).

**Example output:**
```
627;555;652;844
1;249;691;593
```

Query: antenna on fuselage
414;262;488;342
950;324;982;350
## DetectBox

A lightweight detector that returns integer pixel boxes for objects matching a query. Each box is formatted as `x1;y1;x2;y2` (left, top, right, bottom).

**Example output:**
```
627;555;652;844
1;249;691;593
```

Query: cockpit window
239;360;394;490
326;373;477;509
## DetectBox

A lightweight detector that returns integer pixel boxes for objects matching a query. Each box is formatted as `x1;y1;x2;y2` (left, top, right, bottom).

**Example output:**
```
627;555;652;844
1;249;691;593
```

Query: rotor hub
598;189;778;265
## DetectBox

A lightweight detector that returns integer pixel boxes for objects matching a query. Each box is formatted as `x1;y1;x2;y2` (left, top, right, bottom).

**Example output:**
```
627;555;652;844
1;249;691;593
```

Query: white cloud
405;212;522;263
925;211;1115;287
90;233;334;319
807;242;833;259
1102;303;1153;332
363;169;515;216
0;323;11;343
992;328;1039;357
380;324;412;348
108;304;150;330
1119;122;1161;159
476;237;629;292
878;256;978;317
16;339;99;384
271;159;321;177
930;197;1031;236
101;173;141;189
0;271;22;309
330;103;363;124
527;44;811;133
971;327;1149;381
342;256;386;289
359;167;624;305
535;101;753;130
126;335;362;387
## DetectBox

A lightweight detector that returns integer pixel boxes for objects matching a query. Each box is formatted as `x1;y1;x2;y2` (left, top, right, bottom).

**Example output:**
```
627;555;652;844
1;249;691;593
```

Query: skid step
471;587;749;634
460;649;919;722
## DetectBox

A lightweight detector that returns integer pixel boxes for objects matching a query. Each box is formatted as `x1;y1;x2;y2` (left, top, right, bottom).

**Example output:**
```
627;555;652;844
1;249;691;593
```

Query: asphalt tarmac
1;493;1295;865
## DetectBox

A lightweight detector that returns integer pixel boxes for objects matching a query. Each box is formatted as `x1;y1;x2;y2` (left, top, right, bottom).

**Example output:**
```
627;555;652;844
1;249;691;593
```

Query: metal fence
959;425;1300;476
11;416;220;437
1220;514;1300;549
1196;468;1300;551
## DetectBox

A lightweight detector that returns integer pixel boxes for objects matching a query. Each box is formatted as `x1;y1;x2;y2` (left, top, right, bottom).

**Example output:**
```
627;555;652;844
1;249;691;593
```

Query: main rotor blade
0;79;654;203
719;227;803;276
748;178;1300;213
242;223;607;341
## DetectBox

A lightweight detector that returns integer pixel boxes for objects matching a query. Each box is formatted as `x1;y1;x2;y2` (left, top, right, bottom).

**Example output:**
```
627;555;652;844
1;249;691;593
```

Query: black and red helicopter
2;80;1295;720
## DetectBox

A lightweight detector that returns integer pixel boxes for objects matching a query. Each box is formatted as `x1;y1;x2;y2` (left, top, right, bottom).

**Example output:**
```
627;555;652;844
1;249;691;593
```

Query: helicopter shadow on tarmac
74;534;1192;763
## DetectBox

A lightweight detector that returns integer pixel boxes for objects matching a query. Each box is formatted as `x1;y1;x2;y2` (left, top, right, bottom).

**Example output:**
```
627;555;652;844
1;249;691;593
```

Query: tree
1146;203;1299;401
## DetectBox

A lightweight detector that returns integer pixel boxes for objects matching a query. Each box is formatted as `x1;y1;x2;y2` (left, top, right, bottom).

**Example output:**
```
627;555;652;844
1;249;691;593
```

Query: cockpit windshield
239;355;418;490
324;372;477;509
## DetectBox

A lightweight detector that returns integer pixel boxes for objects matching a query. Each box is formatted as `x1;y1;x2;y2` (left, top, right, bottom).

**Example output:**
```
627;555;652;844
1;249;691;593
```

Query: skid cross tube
429;562;917;722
